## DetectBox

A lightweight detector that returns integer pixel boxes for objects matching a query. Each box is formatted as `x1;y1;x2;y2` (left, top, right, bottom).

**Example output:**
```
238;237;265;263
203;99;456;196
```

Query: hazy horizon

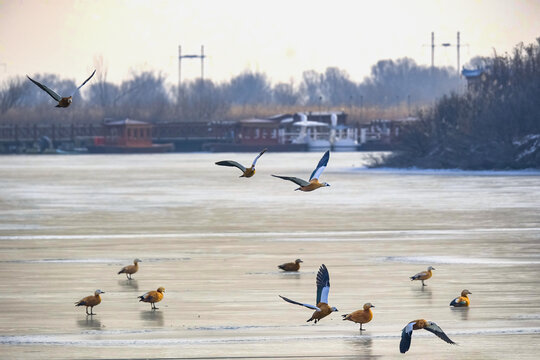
1;0;540;86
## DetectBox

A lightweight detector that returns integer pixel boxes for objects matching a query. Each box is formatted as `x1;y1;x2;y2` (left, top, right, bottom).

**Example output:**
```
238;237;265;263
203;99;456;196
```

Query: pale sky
1;0;539;86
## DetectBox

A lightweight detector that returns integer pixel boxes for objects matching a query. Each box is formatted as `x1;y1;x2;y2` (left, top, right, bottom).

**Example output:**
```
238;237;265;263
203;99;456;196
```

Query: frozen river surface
0;152;539;359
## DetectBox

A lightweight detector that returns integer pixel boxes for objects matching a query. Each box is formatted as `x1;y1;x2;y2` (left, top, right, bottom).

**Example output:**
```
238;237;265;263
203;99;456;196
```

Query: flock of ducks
72;148;472;354
276;262;469;353
216;148;331;192
75;258;165;314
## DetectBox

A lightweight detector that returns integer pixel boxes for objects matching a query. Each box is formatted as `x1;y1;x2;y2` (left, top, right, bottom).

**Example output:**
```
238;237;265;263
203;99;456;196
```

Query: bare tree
0;77;25;115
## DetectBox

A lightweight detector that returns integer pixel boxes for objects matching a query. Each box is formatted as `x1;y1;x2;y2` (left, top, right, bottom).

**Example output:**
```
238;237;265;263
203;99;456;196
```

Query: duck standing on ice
75;289;104;315
410;266;435;286
342;303;375;331
118;258;142;280
138;287;165;310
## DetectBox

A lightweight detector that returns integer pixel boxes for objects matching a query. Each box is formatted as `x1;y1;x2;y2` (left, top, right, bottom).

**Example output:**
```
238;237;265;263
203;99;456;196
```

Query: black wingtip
316;264;330;287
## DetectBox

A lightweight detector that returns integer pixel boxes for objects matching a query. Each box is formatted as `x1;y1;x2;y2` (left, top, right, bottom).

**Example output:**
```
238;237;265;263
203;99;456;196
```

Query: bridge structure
0;122;236;153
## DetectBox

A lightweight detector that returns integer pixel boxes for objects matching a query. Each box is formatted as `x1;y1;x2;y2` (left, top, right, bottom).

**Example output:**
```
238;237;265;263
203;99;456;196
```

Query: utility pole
431;32;435;70
457;31;461;75
426;32;465;75
178;45;206;86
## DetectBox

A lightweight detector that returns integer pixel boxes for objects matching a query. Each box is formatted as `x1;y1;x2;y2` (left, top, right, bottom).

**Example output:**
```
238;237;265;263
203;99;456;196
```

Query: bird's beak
371;305;375;308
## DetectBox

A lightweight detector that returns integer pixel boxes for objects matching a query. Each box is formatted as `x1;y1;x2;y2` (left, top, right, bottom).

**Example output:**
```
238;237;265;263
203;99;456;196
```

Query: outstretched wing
26;75;62;101
72;69;96;95
216;160;246;173
251;148;267;166
279;295;320;311
424;322;456;345
309;150;330;181
316;264;330;304
400;321;416;353
271;175;310;187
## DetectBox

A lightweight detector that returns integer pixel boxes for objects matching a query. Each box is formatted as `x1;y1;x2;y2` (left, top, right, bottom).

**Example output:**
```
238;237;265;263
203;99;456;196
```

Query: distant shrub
377;38;540;170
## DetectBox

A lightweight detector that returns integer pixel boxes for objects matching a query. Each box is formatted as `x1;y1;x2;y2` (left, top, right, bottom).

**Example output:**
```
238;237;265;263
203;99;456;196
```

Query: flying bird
279;264;338;323
272;150;330;192
215;148;268;178
450;289;472;307
118;258;142;280
26;69;96;108
138;287;165;310
410;266;435;286
342;303;375;331
400;319;456;353
75;289;104;315
278;258;303;272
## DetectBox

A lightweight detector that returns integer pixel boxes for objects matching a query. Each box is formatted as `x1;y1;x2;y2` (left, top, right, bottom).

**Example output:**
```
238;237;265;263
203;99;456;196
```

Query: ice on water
0;153;539;359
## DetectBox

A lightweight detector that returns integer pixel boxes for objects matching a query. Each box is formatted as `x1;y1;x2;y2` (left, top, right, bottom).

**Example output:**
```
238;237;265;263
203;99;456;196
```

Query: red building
235;119;280;146
89;119;173;153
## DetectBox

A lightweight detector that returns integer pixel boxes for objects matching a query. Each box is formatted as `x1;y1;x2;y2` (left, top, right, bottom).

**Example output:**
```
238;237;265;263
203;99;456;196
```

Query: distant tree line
0;57;460;124
377;39;540;169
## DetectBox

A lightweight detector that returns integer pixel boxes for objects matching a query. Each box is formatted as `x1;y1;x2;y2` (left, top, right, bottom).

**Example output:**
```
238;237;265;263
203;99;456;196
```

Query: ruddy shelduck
215;148;267;178
410;266;435;286
279;264;338;323
400;319;456;353
450;289;472;307
118;258;142;279
75;289;104;315
278;259;303;272
342;303;375;331
27;70;96;108
138;287;165;310
272;150;330;192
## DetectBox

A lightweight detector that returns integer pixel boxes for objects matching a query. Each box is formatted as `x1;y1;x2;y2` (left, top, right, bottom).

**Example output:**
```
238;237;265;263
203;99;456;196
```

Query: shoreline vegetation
1;56;452;126
1;40;539;169
374;39;540;170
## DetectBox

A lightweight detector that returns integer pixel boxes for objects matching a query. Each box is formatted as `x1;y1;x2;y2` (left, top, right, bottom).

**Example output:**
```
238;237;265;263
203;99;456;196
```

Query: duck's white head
95;289;105;295
331;306;338;312
134;258;142;264
428;266;435;271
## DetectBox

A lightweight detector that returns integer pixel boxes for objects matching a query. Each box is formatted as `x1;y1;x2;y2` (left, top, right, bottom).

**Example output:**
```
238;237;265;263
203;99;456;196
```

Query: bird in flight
215;148;268;178
27;69;96;108
279;264;338;323
400;319;456;353
272;150;330;191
